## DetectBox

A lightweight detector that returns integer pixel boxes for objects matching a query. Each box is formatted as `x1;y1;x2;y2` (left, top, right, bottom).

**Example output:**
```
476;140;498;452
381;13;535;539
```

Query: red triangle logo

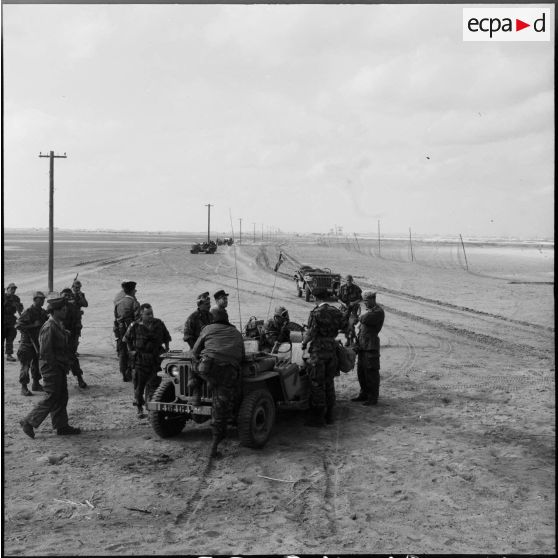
516;19;530;31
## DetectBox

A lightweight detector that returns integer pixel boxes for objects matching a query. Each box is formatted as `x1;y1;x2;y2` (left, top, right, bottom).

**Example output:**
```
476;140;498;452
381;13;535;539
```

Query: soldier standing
3;282;24;362
338;275;363;346
61;288;88;389
16;291;49;396
192;307;244;458
114;281;140;382
353;291;385;406
262;306;291;353
71;279;88;355
213;289;229;318
19;294;82;438
184;292;213;404
301;288;343;426
123;303;171;418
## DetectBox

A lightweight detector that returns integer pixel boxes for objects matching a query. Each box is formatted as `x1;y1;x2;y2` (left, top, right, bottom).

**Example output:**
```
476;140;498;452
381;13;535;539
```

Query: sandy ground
2;233;555;555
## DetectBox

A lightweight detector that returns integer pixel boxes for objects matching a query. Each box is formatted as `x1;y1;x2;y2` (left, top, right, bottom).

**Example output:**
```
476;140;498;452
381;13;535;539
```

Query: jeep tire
149;380;187;438
238;389;276;449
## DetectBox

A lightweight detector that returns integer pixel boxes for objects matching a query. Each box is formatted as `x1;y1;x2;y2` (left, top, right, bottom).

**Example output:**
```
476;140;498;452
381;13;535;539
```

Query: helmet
274;306;289;318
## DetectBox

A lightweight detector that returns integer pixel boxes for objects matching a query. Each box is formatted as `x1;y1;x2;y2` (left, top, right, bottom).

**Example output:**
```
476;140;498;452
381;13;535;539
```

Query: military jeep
145;341;309;448
294;265;341;302
190;241;217;254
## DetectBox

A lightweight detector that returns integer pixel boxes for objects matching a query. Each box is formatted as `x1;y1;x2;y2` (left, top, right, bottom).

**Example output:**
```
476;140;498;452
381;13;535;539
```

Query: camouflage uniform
16;304;49;389
192;318;244;455
183;309;212;350
338;282;363;343
3;292;23;357
114;294;140;381
71;290;88;353
123;318;171;409
302;302;343;424
262;317;291;352
356;303;385;404
62;297;86;383
24;317;72;430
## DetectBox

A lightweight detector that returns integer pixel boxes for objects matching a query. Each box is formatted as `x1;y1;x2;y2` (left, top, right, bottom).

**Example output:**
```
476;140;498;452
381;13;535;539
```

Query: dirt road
2;240;554;555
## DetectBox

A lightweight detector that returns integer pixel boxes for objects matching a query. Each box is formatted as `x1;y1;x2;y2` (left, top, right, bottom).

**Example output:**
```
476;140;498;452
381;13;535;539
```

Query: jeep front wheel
149;380;187;438
237;389;276;448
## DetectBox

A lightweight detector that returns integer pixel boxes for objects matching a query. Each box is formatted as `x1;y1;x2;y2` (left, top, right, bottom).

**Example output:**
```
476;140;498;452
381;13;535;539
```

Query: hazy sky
2;4;554;237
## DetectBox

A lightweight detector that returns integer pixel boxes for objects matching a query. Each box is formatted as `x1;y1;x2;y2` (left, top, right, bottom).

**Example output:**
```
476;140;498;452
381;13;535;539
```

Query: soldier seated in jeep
262;306;291;353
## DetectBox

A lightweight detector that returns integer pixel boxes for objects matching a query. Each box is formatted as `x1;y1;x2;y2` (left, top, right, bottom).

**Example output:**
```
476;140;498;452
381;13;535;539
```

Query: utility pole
409;227;415;262
378;220;381;257
459;233;469;271
39;150;67;293
238;218;242;245
261;223;264;241
205;203;213;243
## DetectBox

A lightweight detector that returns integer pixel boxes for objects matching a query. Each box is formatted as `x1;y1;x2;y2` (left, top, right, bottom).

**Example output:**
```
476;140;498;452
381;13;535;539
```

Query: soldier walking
183;292;213;403
262;306;291;353
301;288;343;426
123;303;171;418
16;291;49;396
19;294;82;438
114;281;140;382
352;291;385;406
192;307;244;458
3;282;24;362
61;288;88;388
338;274;363;346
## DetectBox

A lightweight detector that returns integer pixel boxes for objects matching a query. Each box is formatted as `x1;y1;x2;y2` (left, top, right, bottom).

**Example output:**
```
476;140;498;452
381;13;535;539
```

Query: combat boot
351;393;367;402
20;385;33;396
209;431;225;458
77;376;88;389
137;405;146;419
57;425;81;435
31;381;44;392
19;419;35;439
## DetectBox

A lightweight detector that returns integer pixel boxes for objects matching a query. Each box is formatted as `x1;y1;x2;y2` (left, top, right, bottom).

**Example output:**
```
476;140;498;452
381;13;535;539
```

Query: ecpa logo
463;8;551;41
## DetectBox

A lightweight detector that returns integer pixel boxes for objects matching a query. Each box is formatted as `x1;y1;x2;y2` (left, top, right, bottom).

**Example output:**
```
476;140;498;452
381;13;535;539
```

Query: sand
2;231;555;555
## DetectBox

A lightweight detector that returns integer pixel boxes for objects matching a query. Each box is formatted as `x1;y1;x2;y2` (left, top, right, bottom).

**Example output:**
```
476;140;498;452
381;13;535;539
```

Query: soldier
213;289;229;317
184;292;213;404
353;291;385;406
338;274;363;346
19;294;82;438
183;292;212;349
61;288;88;389
192;307;244;458
71;279;88;356
123;303;171;418
301;288;343;426
262;306;291;353
3;283;24;362
16;291;49;396
114;281;140;382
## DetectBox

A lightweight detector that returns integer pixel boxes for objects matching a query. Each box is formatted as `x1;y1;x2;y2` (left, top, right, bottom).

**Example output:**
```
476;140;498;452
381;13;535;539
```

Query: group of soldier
8;273;384;458
3;282;89;439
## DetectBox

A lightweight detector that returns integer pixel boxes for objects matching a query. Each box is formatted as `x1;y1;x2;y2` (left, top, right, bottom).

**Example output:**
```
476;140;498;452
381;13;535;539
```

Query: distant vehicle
190;241;217;254
146;339;309;449
215;238;234;247
294;264;341;302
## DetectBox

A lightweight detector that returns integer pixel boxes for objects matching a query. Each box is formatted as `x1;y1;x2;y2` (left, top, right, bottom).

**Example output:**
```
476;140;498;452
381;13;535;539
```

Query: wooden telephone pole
205;203;213;243
238;218;242;245
39;150;67;293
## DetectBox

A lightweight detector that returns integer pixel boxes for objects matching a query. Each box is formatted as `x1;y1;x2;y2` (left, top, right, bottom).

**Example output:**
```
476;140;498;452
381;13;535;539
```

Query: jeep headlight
167;364;180;377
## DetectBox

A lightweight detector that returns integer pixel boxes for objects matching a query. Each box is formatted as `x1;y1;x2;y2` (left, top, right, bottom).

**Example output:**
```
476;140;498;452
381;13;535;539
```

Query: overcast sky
2;4;554;238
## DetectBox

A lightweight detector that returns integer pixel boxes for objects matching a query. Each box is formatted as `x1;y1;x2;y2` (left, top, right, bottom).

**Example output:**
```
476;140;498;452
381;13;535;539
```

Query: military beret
362;290;377;300
122;281;137;290
46;292;66;309
7;283;17;289
210;307;229;323
197;291;210;301
33;291;46;300
214;289;229;300
72;280;82;287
